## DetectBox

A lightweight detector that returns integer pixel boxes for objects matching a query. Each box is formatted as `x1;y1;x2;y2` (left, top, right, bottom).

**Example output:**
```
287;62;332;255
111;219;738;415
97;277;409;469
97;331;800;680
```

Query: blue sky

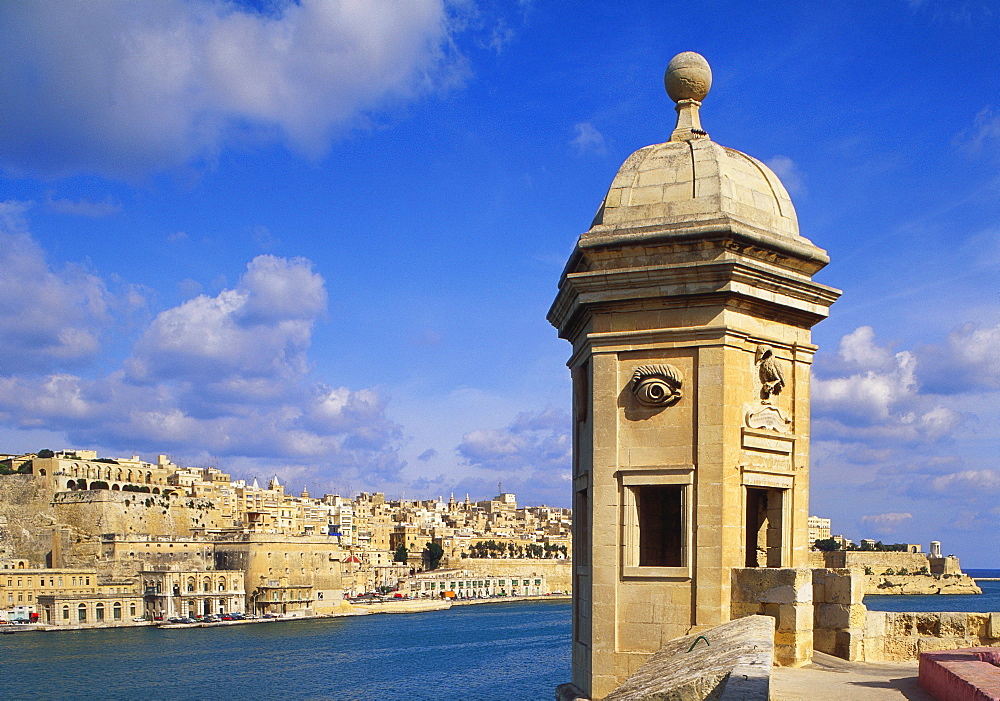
1;1;998;564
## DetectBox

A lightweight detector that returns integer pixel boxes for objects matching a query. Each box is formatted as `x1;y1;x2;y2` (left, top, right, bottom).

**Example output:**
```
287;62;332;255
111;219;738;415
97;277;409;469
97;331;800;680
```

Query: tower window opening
635;485;683;567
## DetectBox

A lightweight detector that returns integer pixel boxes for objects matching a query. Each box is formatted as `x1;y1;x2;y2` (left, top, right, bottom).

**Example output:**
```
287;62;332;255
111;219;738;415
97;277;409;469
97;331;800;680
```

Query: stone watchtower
548;52;840;698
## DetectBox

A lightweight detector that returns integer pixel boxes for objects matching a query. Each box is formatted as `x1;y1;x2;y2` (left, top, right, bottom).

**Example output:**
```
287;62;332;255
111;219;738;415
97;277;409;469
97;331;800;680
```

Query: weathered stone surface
867;573;981;595
864;611;1000;662
603;615;774;700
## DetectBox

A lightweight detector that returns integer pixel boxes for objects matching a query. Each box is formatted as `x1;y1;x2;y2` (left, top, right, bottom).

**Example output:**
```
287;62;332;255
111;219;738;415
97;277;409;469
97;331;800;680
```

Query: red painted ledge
919;647;1000;701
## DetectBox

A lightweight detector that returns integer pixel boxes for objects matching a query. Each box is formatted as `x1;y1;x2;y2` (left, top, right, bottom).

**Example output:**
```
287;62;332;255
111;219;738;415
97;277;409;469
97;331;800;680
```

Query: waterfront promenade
2;593;569;634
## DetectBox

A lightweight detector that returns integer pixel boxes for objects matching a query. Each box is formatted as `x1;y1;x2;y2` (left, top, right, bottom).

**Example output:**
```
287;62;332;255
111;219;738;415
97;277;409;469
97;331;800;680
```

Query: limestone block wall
53;490;225;538
442;557;572;594
817;550;930;572
862;611;1000;662
731;567;813;666
811;568;866;660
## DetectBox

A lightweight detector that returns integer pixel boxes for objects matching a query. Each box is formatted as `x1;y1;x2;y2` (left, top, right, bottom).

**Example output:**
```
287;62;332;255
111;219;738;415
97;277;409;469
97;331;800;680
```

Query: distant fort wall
809;550;980;595
53;490;226;540
812;550;929;571
442;557;572;594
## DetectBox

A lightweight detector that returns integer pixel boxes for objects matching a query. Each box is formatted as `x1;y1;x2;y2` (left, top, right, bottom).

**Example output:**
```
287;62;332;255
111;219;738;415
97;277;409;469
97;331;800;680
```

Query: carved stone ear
630;364;683;407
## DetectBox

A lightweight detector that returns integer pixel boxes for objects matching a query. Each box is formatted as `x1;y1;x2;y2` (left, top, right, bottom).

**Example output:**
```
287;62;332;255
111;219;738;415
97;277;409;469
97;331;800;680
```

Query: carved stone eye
630;364;683;407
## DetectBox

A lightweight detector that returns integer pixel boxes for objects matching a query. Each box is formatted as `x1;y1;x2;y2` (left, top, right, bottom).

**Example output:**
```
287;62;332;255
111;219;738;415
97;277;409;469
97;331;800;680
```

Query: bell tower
548;52;840;698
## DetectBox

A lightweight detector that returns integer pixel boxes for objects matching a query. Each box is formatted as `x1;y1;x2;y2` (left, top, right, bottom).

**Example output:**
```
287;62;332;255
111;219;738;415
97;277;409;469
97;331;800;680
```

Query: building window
635;485;683;567
113;603;122;620
129;603;136;617
96;603;105;622
621;474;691;577
63;606;70;620
78;604;87;622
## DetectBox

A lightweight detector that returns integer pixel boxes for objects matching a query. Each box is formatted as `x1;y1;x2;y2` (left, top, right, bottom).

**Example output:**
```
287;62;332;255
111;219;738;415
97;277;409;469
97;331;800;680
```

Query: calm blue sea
864;570;1000;613
0;600;571;701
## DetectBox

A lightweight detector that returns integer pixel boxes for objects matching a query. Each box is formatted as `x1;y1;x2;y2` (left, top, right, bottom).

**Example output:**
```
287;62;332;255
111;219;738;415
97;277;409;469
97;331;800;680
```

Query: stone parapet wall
812;568;866;660
863;611;1000;662
731;568;813;666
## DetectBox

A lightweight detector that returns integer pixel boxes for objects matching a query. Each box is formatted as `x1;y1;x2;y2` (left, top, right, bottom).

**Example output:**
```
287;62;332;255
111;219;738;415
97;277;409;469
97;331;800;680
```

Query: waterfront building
141;570;245;619
398;568;547;599
2;567;144;625
37;586;145;627
212;534;346;616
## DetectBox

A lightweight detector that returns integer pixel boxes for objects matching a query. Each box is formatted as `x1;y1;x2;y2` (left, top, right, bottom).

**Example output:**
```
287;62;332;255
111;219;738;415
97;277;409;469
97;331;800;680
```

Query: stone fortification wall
811;550;979;595
863;611;1000;662
816;550;930;572
54;490;225;540
441;557;571;594
0;474;62;565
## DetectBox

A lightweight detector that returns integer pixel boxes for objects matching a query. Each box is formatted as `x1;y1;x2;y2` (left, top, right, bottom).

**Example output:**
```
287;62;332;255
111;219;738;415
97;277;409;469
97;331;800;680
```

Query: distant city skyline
0;1;997;564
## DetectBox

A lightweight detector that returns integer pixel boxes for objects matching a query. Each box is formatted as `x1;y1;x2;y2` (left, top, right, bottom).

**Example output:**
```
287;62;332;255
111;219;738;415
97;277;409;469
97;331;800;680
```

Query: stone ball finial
664;51;712;103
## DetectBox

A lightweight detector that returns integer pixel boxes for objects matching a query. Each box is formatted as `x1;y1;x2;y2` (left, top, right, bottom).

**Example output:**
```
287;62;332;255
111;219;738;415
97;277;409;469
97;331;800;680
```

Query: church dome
587;52;802;243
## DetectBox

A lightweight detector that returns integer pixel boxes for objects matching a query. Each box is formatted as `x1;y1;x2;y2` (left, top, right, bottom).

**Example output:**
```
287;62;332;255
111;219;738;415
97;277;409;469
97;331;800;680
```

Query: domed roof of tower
587;51;803;244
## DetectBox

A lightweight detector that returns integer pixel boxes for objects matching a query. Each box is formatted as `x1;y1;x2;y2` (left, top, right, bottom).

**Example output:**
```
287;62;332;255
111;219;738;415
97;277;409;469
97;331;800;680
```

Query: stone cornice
549;255;841;340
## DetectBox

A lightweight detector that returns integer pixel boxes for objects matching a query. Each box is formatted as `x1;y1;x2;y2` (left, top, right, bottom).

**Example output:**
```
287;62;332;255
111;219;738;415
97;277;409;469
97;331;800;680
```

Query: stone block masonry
864;611;1000;662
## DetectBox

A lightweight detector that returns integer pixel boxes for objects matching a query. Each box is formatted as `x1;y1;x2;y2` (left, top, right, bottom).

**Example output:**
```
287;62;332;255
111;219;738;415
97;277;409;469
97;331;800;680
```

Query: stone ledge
919;647;1000;701
601;615;774;700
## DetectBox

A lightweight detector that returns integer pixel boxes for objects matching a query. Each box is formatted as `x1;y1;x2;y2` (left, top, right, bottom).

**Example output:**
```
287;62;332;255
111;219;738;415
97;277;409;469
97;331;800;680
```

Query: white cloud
0;216;404;488
837;325;896;372
765;155;806;195
921;321;1000;393
454;407;571;503
44;194;122;218
0;201;112;374
571;122;608;155
0;0;463;178
813;346;917;422
957;108;1000;157
126;255;325;391
931;469;1000;495
860;512;912;535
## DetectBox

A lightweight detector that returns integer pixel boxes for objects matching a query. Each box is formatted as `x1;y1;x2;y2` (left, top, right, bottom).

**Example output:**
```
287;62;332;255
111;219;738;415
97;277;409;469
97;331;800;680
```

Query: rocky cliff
866;573;982;595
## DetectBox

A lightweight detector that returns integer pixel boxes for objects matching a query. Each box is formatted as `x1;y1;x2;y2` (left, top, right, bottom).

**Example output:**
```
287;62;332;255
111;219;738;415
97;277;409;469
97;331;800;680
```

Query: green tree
813;538;841;552
424;542;444;570
393;545;408;563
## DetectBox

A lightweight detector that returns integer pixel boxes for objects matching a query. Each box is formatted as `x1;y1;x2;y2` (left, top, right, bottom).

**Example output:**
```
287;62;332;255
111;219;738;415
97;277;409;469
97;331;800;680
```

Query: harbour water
0;599;570;701
6;577;999;700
